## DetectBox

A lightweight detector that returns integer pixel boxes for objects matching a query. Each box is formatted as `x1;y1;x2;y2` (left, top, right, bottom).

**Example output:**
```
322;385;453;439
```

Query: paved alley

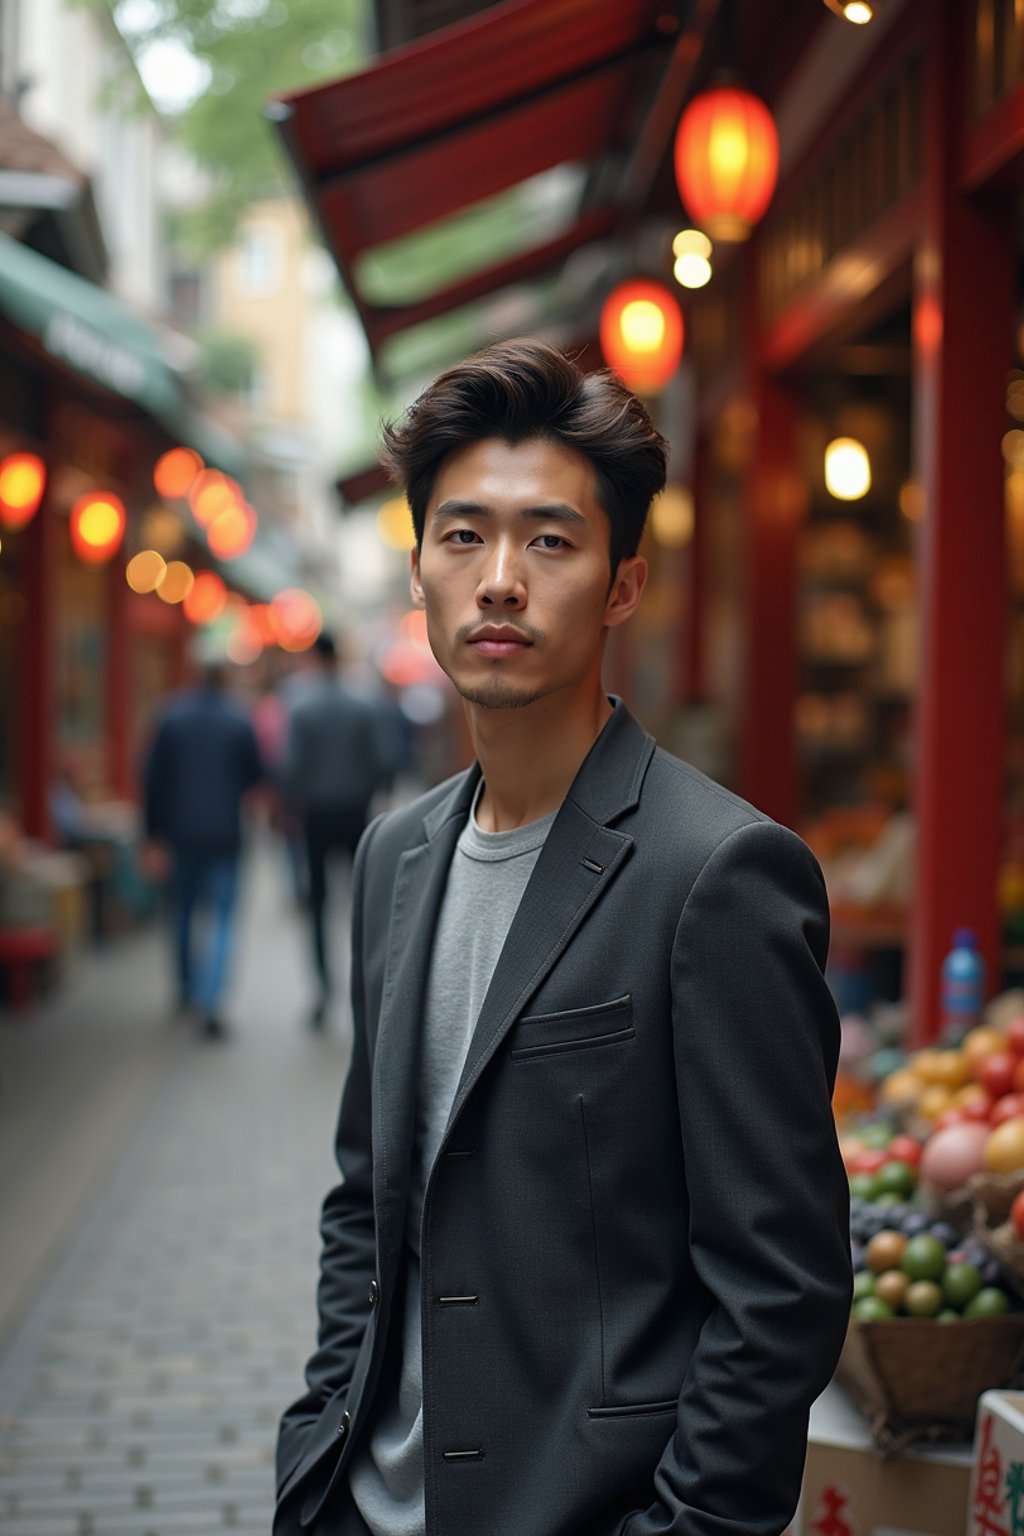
0;842;354;1535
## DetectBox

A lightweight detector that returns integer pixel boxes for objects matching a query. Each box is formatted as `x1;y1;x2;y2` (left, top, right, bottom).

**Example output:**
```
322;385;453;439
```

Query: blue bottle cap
952;927;977;949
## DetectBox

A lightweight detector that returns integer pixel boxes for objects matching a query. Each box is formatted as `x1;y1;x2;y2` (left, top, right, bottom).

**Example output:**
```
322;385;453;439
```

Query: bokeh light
651;486;695;547
156;560;195;604
270;588;322;652
70;492;126;564
126;550;167;594
183;571;228;625
376;496;416;551
0;453;46;530
154;447;203;501
207;500;257;558
824;437;871;500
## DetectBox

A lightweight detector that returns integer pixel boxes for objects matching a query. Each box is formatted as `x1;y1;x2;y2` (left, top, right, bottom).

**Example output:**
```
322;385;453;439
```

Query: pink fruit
919;1121;990;1191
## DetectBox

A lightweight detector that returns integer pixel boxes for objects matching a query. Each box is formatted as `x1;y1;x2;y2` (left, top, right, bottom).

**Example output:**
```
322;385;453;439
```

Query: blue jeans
172;850;240;1015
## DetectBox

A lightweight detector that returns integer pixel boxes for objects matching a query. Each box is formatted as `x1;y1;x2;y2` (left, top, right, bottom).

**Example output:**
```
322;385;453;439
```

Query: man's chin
454;678;541;711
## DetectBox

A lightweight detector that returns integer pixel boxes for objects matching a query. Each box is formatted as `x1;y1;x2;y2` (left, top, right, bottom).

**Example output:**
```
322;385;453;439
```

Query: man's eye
535;534;568;549
448;529;480;544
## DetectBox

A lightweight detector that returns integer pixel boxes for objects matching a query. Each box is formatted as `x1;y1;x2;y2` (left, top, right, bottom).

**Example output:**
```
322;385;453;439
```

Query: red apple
990;1092;1024;1128
1014;1056;1024;1094
888;1134;923;1167
934;1107;969;1132
957;1087;995;1123
978;1051;1018;1100
850;1147;889;1175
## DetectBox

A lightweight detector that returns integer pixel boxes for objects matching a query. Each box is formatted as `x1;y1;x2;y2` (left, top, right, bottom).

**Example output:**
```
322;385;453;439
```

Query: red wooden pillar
18;479;56;840
678;432;709;705
738;373;804;828
106;551;131;798
907;3;1014;1044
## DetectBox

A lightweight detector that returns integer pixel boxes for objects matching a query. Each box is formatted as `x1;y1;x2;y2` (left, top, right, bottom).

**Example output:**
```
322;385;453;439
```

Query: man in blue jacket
143;663;263;1039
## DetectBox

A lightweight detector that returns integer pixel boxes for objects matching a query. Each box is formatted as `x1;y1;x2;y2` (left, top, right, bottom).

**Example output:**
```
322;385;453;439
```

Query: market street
0;841;352;1535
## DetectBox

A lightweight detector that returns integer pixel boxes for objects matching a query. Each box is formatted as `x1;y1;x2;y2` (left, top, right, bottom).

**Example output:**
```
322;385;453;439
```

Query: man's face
410;436;646;712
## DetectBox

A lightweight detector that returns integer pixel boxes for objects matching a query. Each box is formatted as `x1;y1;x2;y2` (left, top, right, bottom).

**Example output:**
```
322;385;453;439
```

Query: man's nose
476;541;525;607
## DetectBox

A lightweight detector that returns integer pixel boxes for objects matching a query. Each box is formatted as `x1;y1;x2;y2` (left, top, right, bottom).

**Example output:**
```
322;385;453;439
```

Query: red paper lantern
674;84;779;242
0;452;46;529
70;491;126;565
600;280;684;394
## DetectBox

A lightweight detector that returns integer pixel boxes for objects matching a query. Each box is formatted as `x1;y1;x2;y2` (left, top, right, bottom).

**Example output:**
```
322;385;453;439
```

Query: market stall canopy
0;233;245;476
271;0;708;380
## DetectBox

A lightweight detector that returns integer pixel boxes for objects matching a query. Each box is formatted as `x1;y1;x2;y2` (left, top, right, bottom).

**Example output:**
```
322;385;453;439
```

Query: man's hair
380;338;669;574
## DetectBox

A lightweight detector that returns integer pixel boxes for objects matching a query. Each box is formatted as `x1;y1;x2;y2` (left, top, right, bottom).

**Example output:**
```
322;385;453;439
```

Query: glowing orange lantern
0;453;46;529
600;280;684;394
70;491;126;564
207;500;256;559
184;571;229;626
674;84;779;242
154;447;203;501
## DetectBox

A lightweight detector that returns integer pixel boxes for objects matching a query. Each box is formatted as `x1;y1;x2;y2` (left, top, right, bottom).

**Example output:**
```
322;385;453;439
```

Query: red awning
271;0;693;371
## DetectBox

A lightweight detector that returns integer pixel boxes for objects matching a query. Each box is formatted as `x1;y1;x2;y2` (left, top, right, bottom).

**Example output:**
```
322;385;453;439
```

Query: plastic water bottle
940;928;985;1043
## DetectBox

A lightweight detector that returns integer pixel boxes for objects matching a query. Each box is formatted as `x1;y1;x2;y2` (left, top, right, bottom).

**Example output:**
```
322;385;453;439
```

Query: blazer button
338;1410;350;1438
368;1279;379;1307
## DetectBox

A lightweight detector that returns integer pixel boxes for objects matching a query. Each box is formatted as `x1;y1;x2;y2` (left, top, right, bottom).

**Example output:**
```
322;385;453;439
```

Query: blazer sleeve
274;815;381;1499
615;819;852;1536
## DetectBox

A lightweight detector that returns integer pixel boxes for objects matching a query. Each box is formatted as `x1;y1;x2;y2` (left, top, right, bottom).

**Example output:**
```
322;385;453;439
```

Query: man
275;341;851;1536
143;662;262;1039
285;632;389;1027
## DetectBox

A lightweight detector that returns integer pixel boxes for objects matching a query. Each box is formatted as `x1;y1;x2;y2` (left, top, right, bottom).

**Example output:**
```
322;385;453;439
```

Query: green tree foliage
79;0;367;250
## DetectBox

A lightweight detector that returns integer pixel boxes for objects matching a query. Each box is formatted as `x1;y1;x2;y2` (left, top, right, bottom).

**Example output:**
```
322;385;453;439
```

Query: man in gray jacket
285;633;385;1026
276;340;851;1535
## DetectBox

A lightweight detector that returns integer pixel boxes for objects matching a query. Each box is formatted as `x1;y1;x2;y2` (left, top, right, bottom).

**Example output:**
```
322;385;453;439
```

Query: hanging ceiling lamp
822;0;876;22
600;280;684;395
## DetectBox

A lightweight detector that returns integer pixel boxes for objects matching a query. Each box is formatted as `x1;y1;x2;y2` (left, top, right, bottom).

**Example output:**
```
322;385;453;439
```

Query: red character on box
809;1485;856;1536
973;1414;1010;1536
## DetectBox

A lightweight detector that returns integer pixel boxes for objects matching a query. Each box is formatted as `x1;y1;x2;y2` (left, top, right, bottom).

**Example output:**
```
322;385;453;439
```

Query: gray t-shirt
348;780;556;1536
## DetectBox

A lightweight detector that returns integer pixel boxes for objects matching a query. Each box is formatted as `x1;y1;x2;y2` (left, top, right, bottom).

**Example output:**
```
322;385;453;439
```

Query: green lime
905;1279;944;1317
964;1287;1011;1318
861;1124;893;1150
852;1271;876;1303
901;1235;947;1281
875;1160;916;1199
936;1310;961;1323
853;1296;894;1322
849;1173;881;1201
875;1192;901;1207
942;1263;983;1309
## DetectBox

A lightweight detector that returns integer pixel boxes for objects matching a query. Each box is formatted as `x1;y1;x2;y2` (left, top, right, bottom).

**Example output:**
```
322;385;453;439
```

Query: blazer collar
419;695;653;844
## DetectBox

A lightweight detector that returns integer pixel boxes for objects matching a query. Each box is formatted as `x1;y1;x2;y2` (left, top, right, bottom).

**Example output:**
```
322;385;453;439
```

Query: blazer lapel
371;765;480;1281
442;699;656;1140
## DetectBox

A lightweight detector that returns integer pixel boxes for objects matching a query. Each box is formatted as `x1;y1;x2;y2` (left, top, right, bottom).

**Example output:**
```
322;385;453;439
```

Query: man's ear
410;546;425;609
604;554;647;630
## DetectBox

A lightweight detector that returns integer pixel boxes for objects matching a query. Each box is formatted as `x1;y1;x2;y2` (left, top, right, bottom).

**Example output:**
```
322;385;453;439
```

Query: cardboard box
794;1382;973;1536
965;1390;1024;1536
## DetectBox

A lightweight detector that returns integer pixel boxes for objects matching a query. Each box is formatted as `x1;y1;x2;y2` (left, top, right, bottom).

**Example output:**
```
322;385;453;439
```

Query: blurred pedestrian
142;663;263;1040
284;632;386;1027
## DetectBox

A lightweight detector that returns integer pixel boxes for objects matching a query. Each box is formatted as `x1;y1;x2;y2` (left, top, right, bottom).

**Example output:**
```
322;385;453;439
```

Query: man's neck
468;687;613;833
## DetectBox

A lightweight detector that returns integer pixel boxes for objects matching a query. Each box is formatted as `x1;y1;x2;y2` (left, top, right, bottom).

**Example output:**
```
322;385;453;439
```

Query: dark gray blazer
275;698;852;1536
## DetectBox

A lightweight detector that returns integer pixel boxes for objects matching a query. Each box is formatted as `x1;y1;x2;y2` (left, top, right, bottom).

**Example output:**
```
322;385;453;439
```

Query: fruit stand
832;998;1024;1466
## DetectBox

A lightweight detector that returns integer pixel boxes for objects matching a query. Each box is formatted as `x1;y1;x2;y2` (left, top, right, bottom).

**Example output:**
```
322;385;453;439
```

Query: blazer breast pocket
509;994;634;1062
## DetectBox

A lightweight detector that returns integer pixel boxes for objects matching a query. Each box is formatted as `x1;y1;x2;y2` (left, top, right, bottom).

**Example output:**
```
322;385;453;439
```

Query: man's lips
468;627;533;657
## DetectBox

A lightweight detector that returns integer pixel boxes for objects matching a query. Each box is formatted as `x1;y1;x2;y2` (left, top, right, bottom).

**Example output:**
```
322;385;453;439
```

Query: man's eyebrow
432;499;587;526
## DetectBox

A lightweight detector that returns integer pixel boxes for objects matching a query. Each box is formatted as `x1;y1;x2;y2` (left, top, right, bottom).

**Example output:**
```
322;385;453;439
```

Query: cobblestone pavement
0;844;354;1535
